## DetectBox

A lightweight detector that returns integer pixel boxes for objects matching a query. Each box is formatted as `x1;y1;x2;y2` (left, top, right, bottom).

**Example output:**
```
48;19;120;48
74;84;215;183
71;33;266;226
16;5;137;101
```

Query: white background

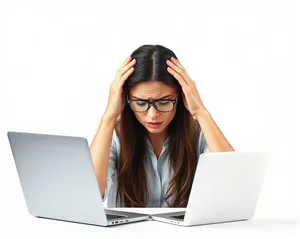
0;0;299;238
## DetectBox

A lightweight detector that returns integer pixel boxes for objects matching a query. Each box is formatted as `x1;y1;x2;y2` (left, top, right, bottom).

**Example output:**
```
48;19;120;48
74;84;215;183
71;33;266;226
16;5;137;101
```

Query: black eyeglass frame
127;92;179;112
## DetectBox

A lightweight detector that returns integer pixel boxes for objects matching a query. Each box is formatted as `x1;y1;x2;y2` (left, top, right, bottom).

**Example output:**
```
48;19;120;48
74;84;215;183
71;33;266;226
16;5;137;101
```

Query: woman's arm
90;114;116;197
195;109;235;152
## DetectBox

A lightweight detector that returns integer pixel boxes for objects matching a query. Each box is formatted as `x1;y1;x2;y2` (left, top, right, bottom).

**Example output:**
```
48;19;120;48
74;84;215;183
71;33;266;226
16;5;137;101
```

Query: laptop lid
7;131;108;226
184;151;271;226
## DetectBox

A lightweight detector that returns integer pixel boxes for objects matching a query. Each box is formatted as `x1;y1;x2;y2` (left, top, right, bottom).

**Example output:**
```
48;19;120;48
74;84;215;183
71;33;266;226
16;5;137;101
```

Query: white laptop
151;151;271;226
7;131;150;227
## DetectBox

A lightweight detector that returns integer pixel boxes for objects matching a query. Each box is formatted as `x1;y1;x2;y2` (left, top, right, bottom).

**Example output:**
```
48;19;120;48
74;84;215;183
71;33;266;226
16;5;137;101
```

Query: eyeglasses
127;92;179;112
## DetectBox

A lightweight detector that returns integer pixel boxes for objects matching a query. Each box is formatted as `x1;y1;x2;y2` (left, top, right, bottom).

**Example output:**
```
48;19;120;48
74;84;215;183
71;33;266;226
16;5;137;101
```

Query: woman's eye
157;101;170;105
137;101;147;106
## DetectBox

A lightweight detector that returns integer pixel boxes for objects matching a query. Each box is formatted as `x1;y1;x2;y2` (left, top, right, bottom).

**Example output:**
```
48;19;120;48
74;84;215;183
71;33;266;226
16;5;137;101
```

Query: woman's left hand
166;57;207;117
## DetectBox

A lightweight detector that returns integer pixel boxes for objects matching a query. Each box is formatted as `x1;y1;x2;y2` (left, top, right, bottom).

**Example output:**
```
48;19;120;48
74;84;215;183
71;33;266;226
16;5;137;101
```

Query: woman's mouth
146;122;163;128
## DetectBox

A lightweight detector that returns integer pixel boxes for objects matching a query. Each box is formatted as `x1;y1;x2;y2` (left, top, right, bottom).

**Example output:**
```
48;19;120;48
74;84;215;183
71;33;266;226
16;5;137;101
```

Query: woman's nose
147;104;159;117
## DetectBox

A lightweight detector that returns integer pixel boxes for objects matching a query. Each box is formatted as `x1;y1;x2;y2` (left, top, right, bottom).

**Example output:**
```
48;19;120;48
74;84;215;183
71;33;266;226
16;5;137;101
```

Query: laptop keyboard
106;214;125;220
171;214;185;219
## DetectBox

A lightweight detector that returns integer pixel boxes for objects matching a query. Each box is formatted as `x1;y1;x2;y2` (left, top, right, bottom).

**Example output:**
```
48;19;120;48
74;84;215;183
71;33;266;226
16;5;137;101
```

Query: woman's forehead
129;81;177;98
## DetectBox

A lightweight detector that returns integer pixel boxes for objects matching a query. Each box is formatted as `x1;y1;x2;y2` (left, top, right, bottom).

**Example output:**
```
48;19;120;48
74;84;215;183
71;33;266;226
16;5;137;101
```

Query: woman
90;44;234;208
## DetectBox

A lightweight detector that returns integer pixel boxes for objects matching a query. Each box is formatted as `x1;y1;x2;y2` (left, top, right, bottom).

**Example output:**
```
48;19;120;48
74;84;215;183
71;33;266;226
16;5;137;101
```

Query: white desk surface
1;208;298;239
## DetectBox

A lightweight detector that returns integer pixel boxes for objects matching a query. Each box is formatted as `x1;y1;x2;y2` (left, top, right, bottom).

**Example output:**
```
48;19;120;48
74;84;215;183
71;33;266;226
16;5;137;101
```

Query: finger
119;58;136;76
112;58;135;86
172;57;182;65
166;59;186;77
166;60;191;87
169;58;195;86
171;57;185;71
118;55;132;72
167;66;189;89
171;57;196;86
117;67;134;88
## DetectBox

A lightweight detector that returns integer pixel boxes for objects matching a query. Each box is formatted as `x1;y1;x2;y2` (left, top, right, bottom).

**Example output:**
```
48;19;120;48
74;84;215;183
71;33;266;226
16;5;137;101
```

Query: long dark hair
115;44;200;207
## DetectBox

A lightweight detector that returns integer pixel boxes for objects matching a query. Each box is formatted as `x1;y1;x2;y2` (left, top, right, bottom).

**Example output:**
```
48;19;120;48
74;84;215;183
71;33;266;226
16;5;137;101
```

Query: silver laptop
151;151;271;226
7;131;149;227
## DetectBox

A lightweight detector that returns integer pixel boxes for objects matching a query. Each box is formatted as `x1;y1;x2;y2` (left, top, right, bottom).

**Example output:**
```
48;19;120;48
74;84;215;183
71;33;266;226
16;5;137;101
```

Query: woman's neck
147;129;168;146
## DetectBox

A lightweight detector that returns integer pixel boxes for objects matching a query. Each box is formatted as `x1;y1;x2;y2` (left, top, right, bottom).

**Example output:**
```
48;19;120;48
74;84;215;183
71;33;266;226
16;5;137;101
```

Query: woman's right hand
103;55;136;121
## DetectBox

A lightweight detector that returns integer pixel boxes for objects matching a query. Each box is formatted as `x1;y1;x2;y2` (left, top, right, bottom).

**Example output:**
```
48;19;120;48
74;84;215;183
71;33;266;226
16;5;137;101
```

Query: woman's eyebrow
132;94;172;100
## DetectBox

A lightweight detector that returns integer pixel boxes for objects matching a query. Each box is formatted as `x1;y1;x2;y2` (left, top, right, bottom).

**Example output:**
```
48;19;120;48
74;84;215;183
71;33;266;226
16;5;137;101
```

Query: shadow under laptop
35;216;149;228
185;218;299;229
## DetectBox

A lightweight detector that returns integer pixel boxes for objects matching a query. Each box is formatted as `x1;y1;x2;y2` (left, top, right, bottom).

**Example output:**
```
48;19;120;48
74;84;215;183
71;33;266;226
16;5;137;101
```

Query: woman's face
128;81;178;136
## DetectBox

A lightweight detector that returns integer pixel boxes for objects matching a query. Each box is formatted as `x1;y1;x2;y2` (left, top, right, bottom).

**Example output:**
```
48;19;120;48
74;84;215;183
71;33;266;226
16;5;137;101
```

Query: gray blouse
102;127;210;207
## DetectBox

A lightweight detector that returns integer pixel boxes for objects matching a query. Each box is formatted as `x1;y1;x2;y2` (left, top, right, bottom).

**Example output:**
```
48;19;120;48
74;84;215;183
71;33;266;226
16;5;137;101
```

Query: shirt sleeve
102;129;118;202
198;130;210;157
